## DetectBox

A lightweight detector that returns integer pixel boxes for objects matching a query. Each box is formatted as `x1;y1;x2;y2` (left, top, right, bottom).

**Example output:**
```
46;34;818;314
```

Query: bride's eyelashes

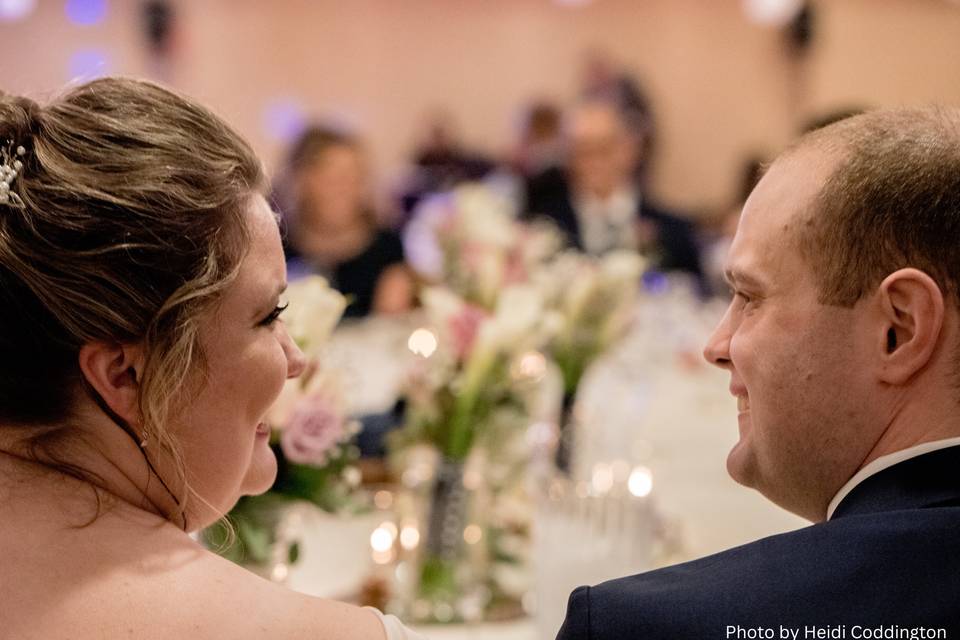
259;302;289;327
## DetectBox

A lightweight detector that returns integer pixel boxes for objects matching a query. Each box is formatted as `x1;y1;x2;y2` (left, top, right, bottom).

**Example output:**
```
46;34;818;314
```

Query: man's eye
260;302;289;327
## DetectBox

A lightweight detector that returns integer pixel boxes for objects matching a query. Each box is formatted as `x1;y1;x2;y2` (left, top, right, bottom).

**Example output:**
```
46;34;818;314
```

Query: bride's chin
241;444;278;496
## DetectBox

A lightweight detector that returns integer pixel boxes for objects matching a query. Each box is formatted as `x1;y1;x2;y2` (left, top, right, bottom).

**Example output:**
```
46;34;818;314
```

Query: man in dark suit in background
522;101;704;284
557;107;960;638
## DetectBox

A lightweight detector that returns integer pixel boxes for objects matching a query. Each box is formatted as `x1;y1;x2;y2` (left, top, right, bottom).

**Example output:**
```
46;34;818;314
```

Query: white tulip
600;250;645;284
421;286;467;328
492;284;544;346
283;275;347;356
454;184;516;248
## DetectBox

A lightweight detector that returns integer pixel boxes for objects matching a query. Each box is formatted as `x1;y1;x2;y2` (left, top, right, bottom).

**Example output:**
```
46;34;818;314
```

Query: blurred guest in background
512;100;566;179
397;109;495;220
281;127;415;319
523;100;704;283
580;48;655;186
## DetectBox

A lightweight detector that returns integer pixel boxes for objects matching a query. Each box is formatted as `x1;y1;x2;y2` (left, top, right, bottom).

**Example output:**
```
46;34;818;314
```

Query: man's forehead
569;105;625;140
725;147;840;287
738;148;838;234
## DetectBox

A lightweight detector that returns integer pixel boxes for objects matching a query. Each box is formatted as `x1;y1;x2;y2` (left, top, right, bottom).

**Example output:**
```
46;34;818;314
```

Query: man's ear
875;268;945;385
77;341;145;426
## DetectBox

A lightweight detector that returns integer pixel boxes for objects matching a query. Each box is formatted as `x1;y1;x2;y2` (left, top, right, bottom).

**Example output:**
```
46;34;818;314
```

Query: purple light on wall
642;270;670;295
65;0;107;26
263;98;307;143
0;0;36;22
69;49;111;79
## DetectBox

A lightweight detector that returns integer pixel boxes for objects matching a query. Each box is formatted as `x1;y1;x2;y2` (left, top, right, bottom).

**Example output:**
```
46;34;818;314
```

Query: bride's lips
256;422;270;437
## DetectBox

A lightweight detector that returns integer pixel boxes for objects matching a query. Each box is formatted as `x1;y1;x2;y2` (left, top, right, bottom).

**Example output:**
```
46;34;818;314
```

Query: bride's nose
283;330;307;379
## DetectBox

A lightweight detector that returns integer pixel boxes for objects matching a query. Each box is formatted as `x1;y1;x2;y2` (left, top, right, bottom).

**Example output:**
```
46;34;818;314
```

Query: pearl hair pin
0;141;26;208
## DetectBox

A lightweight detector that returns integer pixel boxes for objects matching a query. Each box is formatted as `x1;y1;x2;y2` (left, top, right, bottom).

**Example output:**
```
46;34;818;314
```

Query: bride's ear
77;341;145;426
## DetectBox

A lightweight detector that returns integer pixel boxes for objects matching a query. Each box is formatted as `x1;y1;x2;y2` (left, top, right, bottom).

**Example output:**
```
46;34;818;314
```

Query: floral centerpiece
535;250;645;470
391;283;547;621
391;182;645;619
404;183;561;311
397;186;559;620
204;276;364;577
538;250;645;396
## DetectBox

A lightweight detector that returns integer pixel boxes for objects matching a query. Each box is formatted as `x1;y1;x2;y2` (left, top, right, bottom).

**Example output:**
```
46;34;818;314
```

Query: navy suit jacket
522;168;704;282
556;446;960;639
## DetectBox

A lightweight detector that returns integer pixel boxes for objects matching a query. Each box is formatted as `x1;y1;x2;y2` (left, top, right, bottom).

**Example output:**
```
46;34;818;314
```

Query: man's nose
703;311;733;369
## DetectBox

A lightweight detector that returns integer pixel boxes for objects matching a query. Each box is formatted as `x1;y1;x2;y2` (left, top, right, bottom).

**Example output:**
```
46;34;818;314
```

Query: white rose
600;250;645;285
563;263;599;319
454;184;516;248
473;249;506;309
492;284;544;346
284;275;347;356
421;286;467;329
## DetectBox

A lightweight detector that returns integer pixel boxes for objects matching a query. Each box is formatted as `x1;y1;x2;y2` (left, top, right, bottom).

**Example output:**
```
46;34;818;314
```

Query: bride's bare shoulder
147;548;387;640
5;513;385;640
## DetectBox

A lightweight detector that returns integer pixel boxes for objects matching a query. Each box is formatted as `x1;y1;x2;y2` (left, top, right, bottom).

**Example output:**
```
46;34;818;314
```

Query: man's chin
726;440;758;488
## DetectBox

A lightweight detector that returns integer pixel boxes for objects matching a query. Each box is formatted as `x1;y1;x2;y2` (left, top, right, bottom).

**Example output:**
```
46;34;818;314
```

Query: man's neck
823;382;960;520
575;183;637;206
860;385;960;470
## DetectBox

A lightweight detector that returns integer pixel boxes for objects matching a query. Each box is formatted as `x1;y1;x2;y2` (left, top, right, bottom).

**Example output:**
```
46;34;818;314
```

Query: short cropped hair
794;107;960;307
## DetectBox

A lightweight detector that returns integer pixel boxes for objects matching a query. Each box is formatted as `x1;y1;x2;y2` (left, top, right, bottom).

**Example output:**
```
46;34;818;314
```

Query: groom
556;107;960;638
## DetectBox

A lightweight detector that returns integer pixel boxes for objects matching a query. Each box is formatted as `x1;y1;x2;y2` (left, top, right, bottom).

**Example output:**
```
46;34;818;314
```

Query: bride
0;77;424;640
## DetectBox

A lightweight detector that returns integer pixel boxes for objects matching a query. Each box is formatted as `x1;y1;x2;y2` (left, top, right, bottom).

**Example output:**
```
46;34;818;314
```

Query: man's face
569;106;636;199
703;148;884;521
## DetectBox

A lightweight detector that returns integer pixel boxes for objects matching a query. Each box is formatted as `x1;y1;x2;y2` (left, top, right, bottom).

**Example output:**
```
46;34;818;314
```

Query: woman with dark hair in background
281;127;415;319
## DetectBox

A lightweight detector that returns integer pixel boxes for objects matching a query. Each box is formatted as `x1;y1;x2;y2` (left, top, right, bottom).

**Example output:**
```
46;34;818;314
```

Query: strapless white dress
367;607;429;640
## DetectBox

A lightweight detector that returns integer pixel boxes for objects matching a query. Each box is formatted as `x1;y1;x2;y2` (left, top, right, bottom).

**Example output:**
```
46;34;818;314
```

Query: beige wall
3;0;960;215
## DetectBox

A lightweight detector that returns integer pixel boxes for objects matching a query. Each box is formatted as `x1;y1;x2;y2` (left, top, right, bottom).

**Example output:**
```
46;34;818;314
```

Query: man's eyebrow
723;269;765;288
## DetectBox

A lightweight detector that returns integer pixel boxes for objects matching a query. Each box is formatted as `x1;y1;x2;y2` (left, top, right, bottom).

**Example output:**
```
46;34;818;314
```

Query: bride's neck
0;411;183;528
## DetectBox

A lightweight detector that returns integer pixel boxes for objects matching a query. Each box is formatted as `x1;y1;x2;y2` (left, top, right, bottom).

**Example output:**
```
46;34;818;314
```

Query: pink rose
503;246;527;285
449;304;488;361
280;393;347;466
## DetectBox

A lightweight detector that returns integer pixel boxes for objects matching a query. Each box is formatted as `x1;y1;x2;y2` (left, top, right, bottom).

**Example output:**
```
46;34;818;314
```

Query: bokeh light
65;0;107;26
69;49;111;80
407;328;438;358
628;466;654;498
0;0;35;22
262;97;307;143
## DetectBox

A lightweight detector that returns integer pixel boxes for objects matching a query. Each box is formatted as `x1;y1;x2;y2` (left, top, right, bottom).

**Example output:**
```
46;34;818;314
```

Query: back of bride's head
0;78;264;514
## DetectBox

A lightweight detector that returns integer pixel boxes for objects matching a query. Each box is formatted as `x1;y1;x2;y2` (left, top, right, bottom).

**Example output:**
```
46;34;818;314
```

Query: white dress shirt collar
574;187;639;256
826;436;960;520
